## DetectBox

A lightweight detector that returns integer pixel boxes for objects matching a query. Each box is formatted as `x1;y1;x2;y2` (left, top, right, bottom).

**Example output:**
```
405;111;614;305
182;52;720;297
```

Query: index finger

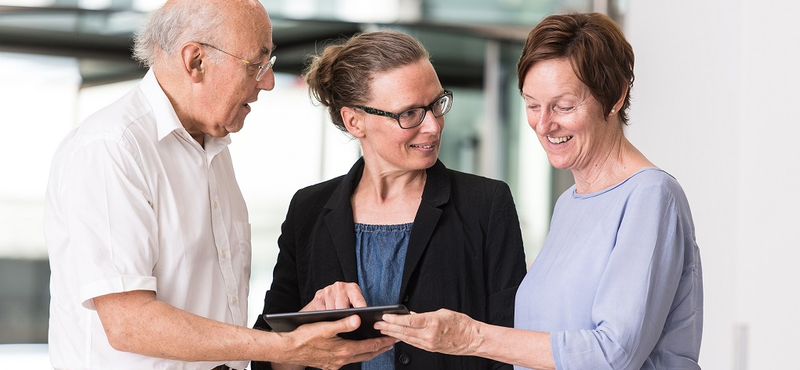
380;311;417;326
344;287;367;308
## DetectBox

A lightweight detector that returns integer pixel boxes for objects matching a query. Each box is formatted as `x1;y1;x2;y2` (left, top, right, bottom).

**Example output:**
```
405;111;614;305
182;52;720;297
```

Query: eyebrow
395;89;447;112
261;44;276;56
250;45;274;65
522;92;577;102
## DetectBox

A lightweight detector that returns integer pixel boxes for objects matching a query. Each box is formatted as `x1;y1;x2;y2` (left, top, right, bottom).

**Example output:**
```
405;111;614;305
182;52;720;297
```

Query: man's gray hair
132;1;225;67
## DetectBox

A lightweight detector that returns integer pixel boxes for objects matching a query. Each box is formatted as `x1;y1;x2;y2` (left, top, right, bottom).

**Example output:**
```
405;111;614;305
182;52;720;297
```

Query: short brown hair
517;13;634;124
303;30;430;132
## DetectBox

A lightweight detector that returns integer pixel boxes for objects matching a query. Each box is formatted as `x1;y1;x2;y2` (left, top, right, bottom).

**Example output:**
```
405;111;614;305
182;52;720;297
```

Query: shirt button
398;354;410;365
213;200;219;209
221;250;227;259
231;296;238;305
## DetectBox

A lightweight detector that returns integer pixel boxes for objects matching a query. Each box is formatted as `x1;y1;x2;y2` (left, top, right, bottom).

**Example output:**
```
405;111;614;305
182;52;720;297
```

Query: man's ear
341;106;366;138
181;42;205;83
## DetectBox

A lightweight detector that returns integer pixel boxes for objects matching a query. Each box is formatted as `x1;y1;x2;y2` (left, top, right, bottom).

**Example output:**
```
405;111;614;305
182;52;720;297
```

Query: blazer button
398;353;411;365
402;295;409;303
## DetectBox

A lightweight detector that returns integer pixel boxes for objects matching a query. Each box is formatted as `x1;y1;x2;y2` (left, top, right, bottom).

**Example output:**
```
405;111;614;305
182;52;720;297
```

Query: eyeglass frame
198;42;276;81
353;90;454;129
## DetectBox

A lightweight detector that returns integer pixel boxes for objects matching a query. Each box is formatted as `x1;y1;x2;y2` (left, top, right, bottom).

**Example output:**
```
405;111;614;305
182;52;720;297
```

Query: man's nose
257;69;275;91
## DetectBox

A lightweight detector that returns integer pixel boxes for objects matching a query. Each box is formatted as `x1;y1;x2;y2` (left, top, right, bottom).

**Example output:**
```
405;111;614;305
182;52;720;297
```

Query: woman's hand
303;281;367;311
375;308;481;356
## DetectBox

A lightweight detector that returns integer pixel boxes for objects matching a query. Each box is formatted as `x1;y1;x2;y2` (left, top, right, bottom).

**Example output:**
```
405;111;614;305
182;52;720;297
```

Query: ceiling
0;4;533;88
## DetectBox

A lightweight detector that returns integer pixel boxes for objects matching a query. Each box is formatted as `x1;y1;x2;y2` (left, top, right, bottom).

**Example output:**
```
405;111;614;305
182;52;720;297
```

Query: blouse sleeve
552;182;686;370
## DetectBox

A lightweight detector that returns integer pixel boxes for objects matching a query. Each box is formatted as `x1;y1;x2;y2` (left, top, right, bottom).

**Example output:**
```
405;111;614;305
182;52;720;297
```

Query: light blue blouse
514;168;703;370
355;222;412;370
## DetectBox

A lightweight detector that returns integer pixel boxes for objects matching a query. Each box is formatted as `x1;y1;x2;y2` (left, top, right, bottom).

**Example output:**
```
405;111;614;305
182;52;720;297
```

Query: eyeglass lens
398;93;453;128
255;55;277;81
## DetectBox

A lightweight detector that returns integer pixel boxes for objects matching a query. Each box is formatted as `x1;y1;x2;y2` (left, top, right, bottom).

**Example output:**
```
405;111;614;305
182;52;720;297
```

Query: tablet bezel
262;304;409;340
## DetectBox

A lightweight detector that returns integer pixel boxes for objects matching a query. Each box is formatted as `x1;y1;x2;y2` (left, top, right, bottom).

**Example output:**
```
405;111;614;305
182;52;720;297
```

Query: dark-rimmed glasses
199;43;276;81
354;90;454;129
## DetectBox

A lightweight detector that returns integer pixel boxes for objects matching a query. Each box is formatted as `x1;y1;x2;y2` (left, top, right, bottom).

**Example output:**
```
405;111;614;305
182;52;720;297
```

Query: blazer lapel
400;160;450;296
323;158;365;283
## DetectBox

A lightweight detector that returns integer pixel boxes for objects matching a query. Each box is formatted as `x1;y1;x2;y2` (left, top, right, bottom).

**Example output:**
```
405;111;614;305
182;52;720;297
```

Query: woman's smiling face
352;59;446;173
521;58;617;173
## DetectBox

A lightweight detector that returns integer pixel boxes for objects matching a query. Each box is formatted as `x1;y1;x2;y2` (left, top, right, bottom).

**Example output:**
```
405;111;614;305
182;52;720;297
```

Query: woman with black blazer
252;30;527;370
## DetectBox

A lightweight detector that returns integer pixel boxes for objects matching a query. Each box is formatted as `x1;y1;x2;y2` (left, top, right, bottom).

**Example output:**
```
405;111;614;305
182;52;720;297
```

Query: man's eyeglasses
199;43;276;81
354;90;454;129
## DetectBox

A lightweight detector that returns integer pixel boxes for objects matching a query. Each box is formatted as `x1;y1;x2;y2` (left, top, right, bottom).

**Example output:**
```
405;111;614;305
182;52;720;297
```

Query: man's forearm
93;290;286;361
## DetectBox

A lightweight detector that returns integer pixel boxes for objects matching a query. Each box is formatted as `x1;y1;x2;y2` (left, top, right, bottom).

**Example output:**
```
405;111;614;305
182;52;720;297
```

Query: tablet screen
263;304;409;340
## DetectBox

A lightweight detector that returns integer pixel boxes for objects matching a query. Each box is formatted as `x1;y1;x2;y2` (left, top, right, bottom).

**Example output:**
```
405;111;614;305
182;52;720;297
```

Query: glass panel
262;0;592;26
0;52;80;344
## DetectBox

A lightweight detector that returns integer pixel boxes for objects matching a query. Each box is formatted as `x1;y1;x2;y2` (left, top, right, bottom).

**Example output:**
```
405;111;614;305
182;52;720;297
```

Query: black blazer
253;158;527;370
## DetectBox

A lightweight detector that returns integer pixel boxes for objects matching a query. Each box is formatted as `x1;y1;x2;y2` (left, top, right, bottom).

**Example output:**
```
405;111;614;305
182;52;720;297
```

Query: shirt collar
139;69;184;141
139;69;232;151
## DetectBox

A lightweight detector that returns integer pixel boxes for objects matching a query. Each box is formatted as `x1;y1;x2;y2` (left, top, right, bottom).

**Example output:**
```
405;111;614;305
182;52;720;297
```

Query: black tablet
263;304;409;340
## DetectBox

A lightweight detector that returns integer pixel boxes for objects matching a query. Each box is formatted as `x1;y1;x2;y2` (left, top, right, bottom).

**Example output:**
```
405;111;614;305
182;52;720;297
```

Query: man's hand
276;314;396;370
93;289;394;369
273;281;388;370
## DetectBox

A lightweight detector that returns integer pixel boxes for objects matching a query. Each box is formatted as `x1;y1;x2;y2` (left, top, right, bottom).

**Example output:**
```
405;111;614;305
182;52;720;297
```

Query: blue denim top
355;222;412;370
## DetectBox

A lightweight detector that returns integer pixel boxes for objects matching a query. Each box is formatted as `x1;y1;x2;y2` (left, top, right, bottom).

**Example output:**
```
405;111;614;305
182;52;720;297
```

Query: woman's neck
351;165;427;224
572;137;654;194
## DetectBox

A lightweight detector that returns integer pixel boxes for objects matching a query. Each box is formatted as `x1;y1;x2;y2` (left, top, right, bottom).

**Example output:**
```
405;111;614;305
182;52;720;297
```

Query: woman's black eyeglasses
354;90;454;129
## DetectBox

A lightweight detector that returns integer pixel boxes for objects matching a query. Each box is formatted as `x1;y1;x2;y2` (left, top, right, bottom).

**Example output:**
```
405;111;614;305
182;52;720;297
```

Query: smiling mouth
547;135;573;144
410;143;436;149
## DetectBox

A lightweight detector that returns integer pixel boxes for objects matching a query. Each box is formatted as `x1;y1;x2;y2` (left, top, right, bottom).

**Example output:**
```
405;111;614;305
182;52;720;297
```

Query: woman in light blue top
377;12;703;370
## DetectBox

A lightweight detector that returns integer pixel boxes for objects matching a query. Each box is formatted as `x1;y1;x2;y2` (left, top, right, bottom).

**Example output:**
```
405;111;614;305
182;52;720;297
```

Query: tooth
549;136;571;144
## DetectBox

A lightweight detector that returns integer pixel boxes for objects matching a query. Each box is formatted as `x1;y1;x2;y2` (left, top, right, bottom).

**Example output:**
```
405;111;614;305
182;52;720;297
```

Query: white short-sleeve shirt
44;70;251;370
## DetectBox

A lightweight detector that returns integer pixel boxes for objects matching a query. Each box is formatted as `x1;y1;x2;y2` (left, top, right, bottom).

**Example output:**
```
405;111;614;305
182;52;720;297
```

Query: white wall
624;1;800;369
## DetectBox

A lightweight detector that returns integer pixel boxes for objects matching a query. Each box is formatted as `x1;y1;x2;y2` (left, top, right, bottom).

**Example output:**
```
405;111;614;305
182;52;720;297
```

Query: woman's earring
610;109;616;114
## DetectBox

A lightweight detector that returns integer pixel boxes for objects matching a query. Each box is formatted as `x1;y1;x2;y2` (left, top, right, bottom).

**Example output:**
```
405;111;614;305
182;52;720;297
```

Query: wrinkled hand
303;281;366;311
280;314;396;370
375;309;479;356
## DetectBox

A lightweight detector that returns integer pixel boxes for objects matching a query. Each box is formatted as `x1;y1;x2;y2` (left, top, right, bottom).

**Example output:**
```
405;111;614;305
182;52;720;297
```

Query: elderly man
44;1;393;369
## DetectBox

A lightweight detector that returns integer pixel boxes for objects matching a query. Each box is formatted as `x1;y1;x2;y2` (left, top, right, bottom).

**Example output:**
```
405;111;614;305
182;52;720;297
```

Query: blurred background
0;0;797;369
